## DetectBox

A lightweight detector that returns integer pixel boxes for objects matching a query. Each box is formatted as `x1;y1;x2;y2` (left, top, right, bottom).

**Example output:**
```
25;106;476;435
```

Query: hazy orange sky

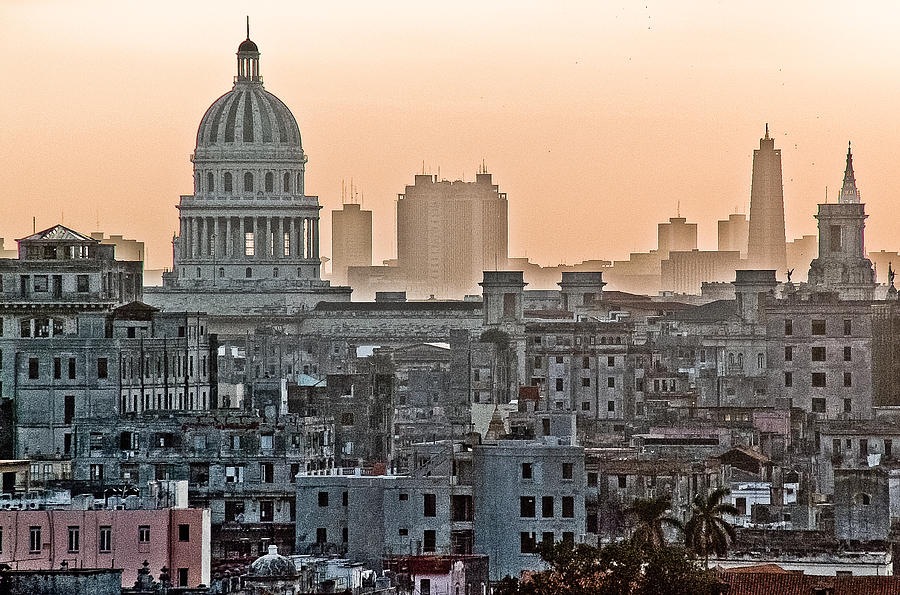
3;1;900;271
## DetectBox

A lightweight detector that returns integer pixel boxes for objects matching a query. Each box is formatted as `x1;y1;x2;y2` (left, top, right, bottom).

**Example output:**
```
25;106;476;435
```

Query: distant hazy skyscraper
717;213;749;258
331;203;372;285
397;172;508;298
657;216;697;259
747;125;787;273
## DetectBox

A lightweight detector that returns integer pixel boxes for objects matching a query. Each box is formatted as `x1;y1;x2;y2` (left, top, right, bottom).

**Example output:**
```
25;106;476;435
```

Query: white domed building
146;32;350;323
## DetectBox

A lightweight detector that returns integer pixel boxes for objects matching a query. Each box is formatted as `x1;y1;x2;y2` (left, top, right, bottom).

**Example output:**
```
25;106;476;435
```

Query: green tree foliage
625;496;684;548
495;541;720;595
684;487;739;568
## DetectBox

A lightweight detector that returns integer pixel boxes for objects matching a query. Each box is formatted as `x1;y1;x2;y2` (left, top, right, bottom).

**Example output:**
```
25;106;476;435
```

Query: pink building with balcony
0;507;211;588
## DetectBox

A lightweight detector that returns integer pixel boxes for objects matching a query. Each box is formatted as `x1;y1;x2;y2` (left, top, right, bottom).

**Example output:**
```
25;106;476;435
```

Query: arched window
265;172;274;192
738;353;744;367
196;267;201;278
207;172;214;192
757;353;764;369
297;172;302;190
283;172;291;192
858;493;872;505
224;172;233;193
218;267;224;278
273;267;279;278
245;267;252;278
244;172;254;192
729;353;735;366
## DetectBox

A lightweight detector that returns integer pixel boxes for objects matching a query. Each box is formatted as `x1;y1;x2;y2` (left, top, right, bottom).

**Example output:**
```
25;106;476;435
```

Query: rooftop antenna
33;217;36;234
825;186;828;204
765;122;769;139
676;200;681;218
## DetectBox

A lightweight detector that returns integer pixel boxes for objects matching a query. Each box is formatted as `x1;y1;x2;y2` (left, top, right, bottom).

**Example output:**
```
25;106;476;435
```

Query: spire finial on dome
247;15;250;40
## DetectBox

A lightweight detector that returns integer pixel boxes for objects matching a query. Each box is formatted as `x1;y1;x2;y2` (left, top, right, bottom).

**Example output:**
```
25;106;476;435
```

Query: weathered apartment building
296;438;585;582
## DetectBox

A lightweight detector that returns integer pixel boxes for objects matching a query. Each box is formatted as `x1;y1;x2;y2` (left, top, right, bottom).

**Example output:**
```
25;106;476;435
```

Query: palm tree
684;487;739;568
625;496;683;549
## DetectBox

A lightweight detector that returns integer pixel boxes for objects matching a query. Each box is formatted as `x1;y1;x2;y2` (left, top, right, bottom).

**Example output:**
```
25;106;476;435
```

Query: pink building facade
0;508;211;588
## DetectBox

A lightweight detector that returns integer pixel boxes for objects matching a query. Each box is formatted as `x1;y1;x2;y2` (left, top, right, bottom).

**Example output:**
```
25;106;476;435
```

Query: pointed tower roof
839;141;860;204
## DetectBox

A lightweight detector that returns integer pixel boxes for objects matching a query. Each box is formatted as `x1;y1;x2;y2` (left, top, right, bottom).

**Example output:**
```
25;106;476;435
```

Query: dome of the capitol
196;86;301;149
194;34;302;154
250;545;297;577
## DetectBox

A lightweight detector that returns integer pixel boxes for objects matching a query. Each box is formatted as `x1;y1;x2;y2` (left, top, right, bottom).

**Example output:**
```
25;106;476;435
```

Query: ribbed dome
196;85;301;150
250;545;296;577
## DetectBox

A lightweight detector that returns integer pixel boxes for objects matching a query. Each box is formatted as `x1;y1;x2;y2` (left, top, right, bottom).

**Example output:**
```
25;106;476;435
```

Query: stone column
287;218;294;257
313;217;319;258
191;217;199;259
224;216;234;258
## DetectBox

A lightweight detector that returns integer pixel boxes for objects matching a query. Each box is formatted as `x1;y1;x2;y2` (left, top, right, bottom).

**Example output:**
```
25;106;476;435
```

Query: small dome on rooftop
250;545;296;578
238;38;258;52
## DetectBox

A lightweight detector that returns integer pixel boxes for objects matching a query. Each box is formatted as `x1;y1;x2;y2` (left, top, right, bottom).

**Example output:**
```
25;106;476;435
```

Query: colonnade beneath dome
180;214;319;261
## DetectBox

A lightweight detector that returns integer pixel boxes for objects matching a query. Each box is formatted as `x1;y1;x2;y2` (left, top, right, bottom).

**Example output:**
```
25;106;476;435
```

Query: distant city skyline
3;1;900;270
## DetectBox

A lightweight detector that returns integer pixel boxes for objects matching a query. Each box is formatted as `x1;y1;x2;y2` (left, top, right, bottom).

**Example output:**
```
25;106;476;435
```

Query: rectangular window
225;466;244;483
67;526;80;553
318;491;329;507
582;378;590;387
53;358;61;379
608;356;615;367
830;225;843;252
844;319;852;336
833;438;842;454
812;372;826;387
29;526;41;553
582;356;590;369
178;524;190;542
784;319;793;336
607;377;615;388
844;398;852;413
587;472;598;487
76;275;89;293
886;440;893;458
582;401;591;411
521;463;532;479
260;433;274;450
283;232;290;256
562;531;575;544
533;356;542;369
178;568;188;588
618;475;627;488
784;371;793;387
784;346;793;362
244;232;255;256
424;493;436;517
844;372;852;387
562;463;573;479
423;530;436;553
812;398;826;413
139;525;150;543
542;496;554;518
28;358;39;380
68;357;75;380
260;462;274;483
562;496;575;518
260;500;274;522
812;319;826;335
520;532;536;554
97;358;108;379
555;378;563;392
420;579;432;595
844;346;852;361
607;400;615;412
96;525;112;552
520;496;536;518
811;346;826;361
542;531;554;547
316;527;327;544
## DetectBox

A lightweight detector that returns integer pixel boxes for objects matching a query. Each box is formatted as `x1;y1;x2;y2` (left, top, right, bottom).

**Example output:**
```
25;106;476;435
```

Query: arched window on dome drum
283;173;291;192
224;173;233;193
244;172;254;192
265;172;274;192
207;172;214;192
297;173;302;191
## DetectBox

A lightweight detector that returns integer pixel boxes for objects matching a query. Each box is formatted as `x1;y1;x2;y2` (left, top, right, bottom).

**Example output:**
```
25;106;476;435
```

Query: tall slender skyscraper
747;125;787;274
